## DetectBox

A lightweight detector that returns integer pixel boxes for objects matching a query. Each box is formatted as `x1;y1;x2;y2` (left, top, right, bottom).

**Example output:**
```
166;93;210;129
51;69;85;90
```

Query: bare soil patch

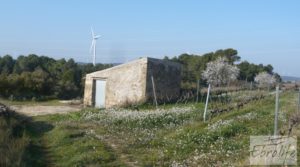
10;105;82;116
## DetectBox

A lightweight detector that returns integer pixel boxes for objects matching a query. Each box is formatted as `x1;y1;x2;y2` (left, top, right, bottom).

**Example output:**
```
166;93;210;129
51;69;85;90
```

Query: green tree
0;55;15;74
237;61;274;81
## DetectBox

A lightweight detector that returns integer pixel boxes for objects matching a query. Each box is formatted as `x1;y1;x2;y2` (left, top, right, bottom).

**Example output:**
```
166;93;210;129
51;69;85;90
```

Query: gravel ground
10;105;82;116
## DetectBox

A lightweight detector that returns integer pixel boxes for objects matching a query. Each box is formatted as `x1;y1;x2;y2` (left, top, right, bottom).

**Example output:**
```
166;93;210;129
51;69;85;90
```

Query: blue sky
0;0;299;76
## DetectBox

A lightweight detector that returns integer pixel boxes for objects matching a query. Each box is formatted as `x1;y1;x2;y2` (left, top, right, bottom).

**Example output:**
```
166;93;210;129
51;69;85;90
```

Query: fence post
151;75;158;109
196;79;200;103
298;88;300;113
203;84;211;122
274;86;280;136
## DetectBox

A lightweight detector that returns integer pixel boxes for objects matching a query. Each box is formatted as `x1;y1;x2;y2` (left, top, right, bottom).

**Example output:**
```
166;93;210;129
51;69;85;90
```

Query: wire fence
151;80;300;121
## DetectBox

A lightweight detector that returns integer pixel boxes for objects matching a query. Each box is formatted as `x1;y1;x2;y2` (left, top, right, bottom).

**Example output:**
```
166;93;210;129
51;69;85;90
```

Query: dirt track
10;105;82;116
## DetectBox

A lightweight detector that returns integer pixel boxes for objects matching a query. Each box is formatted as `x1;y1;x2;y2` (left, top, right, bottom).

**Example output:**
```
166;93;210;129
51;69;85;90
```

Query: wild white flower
207;112;257;131
202;57;239;86
207;119;234;131
171;161;188;167
81;106;196;130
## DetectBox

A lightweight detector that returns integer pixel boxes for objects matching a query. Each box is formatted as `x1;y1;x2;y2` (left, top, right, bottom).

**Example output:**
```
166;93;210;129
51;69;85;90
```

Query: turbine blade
90;40;95;53
94;35;101;39
91;27;94;37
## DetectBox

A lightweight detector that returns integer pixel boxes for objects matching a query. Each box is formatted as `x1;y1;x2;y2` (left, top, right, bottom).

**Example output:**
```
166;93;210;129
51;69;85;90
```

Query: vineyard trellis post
274;86;280;136
203;84;211;122
196;79;200;103
151;75;158;109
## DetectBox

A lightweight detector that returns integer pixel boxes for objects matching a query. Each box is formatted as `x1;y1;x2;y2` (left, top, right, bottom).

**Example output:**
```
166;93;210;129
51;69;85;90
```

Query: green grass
44;124;124;166
2;90;299;166
0;110;30;167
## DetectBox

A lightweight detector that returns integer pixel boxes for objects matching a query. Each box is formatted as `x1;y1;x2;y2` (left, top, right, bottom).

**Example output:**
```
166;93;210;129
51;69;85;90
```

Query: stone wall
145;58;181;103
83;57;181;108
83;58;148;108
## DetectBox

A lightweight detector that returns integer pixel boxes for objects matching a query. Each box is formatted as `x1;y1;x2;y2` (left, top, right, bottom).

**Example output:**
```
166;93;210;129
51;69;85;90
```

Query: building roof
86;57;181;77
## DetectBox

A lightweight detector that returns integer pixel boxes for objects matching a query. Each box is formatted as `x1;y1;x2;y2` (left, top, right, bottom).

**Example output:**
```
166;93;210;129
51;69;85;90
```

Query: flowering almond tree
202;57;240;86
254;72;277;88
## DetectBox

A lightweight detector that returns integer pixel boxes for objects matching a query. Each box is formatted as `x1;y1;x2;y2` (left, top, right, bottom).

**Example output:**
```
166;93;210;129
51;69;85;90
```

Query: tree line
0;54;112;100
164;48;281;89
0;48;281;100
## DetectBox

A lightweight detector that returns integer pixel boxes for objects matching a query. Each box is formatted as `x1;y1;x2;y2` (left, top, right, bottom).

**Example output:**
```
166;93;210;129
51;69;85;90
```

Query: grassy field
0;90;298;166
16;90;298;166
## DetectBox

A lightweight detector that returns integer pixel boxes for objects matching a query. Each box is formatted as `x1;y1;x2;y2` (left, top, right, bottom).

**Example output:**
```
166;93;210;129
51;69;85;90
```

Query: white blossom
202;57;239;86
254;72;277;88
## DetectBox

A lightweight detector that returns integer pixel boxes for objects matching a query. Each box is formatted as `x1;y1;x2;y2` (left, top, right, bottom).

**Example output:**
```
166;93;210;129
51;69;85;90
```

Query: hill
282;76;300;82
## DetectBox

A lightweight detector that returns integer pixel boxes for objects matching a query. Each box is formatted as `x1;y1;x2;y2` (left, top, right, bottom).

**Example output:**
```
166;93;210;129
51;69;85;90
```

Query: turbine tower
90;27;101;66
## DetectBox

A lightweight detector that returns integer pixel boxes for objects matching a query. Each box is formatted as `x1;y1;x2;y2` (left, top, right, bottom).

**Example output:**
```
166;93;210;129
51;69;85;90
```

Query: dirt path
10;105;82;116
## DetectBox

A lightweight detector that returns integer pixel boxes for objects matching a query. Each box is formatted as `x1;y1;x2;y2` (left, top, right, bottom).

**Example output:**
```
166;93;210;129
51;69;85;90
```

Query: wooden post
250;81;253;91
151;75;158;109
274;86;280;136
203;84;211;122
196;79;200;103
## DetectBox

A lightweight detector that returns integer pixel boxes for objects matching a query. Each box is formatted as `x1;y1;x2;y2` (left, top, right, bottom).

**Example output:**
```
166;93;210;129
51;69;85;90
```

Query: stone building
83;57;181;108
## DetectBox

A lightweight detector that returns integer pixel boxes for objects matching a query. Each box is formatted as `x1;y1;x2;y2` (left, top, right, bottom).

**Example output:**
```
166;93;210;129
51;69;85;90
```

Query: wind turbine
90;27;101;66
